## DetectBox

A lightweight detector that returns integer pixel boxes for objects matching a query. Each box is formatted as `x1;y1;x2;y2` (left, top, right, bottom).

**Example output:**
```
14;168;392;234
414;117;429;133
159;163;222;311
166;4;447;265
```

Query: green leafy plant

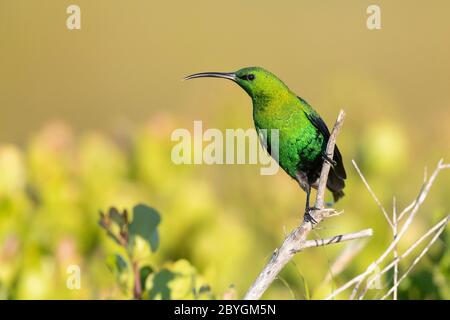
99;204;213;299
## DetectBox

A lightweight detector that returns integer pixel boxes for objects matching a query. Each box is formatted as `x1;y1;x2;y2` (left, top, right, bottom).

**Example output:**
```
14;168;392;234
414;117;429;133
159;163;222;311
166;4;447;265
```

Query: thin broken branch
301;229;373;251
321;239;369;285
379;217;448;300
392;197;399;300
352;160;393;229
326;159;449;300
358;214;449;299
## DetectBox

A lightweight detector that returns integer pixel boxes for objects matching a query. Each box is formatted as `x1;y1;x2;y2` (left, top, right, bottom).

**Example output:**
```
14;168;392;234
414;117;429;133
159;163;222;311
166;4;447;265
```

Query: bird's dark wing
298;97;347;180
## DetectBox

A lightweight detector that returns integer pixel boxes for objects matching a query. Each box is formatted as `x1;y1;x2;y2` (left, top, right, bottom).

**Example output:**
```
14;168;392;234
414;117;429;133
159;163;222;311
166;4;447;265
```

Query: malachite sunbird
185;67;346;222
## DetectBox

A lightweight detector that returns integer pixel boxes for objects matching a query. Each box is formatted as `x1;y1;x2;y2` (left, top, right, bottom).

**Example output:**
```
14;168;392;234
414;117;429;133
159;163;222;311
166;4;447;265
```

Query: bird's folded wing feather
298;97;347;180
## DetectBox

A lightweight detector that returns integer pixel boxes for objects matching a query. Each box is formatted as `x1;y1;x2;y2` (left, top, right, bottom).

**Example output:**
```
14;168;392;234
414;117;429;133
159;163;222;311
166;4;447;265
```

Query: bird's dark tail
327;166;346;202
332;189;345;202
326;145;346;202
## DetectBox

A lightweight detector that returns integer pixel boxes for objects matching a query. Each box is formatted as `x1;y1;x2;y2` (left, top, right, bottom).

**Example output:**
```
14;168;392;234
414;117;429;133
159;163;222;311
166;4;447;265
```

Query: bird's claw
304;207;319;225
322;153;337;167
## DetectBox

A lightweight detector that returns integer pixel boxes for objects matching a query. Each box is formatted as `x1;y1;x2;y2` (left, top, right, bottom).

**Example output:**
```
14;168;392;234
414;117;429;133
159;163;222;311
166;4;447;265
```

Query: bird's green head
185;67;292;104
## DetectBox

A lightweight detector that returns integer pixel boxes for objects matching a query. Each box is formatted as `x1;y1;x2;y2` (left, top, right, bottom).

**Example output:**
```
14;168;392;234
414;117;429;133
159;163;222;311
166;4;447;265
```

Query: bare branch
359;214;449;298
397;200;416;223
392;197;399;300
380;217;448;300
315;111;346;209
326;160;449;300
394;161;450;222
352;160;393;229
348;278;364;300
322;239;369;285
300;229;373;251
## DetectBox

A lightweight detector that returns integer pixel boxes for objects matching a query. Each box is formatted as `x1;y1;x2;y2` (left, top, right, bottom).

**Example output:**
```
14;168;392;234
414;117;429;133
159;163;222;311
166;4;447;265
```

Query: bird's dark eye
239;74;255;81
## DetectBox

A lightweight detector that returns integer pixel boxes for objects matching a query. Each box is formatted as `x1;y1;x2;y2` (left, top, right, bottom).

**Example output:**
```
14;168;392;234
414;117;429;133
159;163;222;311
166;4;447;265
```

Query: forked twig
326;160;449;300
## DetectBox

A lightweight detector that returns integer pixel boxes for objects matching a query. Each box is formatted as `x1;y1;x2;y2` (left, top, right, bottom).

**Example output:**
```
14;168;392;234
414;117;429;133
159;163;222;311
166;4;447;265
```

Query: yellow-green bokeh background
0;1;449;299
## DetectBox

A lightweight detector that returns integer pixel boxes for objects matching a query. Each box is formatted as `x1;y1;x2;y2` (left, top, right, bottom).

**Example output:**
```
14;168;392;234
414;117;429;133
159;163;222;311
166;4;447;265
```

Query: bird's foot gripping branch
244;110;373;300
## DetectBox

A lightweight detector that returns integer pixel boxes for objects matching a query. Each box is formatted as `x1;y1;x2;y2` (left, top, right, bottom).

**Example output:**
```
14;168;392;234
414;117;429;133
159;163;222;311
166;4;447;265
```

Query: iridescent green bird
185;67;346;222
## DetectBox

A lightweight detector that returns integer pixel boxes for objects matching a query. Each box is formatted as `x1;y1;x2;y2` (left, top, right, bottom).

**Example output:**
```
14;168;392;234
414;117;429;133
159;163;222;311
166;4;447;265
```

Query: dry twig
326;159;449;300
392;197;399;300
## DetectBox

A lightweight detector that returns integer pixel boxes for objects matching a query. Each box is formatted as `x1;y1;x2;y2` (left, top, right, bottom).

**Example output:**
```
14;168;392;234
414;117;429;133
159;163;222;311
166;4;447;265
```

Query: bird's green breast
253;97;325;179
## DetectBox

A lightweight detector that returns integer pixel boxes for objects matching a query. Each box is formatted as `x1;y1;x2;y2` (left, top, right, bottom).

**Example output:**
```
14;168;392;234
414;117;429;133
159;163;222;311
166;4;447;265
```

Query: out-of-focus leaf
145;259;213;300
109;207;128;227
99;207;130;247
146;268;176;300
129;204;161;252
140;265;153;292
106;254;129;294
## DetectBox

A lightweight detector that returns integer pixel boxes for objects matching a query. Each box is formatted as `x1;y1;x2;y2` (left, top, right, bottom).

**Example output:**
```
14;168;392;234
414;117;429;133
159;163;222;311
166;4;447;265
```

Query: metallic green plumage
252;90;325;179
232;68;327;180
185;66;346;215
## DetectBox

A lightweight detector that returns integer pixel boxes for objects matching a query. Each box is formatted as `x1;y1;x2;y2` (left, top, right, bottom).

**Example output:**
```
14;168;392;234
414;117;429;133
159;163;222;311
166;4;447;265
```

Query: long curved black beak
184;72;237;81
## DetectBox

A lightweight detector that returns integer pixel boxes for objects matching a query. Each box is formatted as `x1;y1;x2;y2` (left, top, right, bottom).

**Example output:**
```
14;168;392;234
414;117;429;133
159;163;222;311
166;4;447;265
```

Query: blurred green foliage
0;116;448;300
0;0;449;300
99;205;212;299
